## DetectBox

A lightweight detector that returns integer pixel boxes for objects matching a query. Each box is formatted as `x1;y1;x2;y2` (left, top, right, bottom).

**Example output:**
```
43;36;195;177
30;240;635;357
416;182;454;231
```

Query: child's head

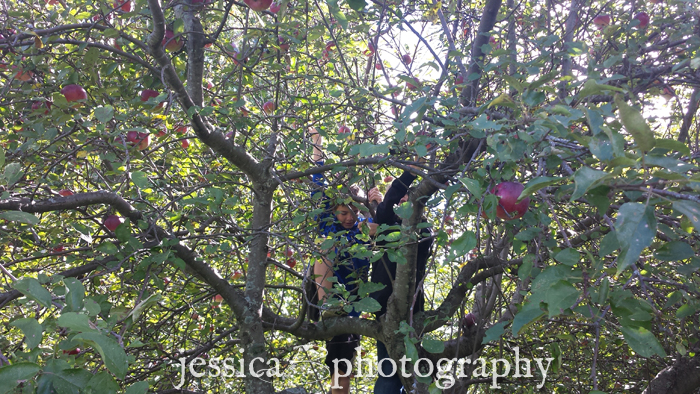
334;185;365;229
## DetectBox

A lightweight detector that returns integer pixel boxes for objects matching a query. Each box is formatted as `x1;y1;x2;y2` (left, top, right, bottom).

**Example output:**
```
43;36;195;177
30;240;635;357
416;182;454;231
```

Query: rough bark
460;0;503;107
642;354;700;394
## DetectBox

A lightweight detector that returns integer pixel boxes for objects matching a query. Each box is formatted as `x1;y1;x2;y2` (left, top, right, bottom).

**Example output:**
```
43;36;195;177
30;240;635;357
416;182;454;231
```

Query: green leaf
514;227;542;241
554;248;580;266
447;231;476;262
57;312;95;333
644;156;695;174
124;381;149;394
654;241;694;261
652;138;690;156
12;277;53;308
512;299;546;336
615;203;656;274
130;171;150;189
0;363;41;394
544;281;581;317
97;242;118;255
326;0;348;30
571;167;610;201
352;296;381;313
10;318;43;349
64;278;85;312
4;162;23;185
519;176;562;199
0;148;5;168
673;200;700;233
358;281;385;298
129;293;162;322
73;332;129;379
481;321;508;344
676;303;697;319
404;336;419;362
614;94;655;151
94;106;114;123
620;325;666;358
0;211;40;226
599;231;619;256
459;177;482;199
52;368;93;393
421;337;445;354
85;371;119;394
346;0;366;11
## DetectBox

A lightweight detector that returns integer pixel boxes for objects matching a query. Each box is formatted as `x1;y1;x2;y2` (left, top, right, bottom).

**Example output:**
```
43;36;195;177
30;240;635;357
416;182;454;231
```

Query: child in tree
308;127;382;394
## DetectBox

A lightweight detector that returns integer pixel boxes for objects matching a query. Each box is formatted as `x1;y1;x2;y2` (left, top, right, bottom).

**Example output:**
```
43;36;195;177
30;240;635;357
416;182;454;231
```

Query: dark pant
325;333;360;375
374;341;404;394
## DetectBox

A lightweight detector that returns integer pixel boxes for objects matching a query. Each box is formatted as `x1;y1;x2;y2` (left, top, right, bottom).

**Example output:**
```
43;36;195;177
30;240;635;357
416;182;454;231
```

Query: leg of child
314;257;334;301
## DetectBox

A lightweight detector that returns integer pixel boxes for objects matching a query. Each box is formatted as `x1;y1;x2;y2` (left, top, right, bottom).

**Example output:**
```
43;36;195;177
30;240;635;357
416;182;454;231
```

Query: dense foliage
0;0;699;393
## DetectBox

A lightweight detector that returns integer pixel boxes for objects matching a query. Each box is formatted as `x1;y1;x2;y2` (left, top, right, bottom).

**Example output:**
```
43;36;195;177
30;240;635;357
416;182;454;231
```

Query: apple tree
0;0;699;393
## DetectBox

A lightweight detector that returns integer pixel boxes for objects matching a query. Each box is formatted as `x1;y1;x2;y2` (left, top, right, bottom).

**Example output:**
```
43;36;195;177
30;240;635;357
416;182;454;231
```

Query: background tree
0;0;698;393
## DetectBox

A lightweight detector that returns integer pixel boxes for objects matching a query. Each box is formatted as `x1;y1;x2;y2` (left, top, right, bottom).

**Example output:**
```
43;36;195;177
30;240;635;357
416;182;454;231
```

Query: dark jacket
371;171;433;316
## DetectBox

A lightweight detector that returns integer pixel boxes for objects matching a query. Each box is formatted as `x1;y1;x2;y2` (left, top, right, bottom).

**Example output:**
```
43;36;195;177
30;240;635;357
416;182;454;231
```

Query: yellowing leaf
488;93;515;109
76;151;88;159
614;94;655;151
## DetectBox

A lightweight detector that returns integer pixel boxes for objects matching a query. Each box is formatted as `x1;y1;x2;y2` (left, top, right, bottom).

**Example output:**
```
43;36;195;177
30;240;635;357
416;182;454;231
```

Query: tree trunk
642;355;700;394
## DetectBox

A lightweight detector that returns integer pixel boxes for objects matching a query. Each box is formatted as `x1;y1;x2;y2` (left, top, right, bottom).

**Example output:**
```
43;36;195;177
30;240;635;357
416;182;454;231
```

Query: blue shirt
311;162;371;306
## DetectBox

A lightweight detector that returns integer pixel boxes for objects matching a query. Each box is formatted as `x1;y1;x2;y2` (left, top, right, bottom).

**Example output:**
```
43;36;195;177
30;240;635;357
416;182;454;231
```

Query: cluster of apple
592;11;651;30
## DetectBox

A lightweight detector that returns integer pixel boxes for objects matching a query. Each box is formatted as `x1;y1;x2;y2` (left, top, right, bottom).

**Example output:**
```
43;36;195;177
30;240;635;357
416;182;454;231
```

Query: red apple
181;139;190;149
52;245;65;253
278;37;289;52
212;294;223;303
63;348;81;355
462;313;476;329
366;42;376;56
492;181;530;220
140;89;164;109
338;125;351;134
232;270;243;280
592;14;610;30
126;130;140;145
137;133;150;150
375;62;383;70
270;2;281;13
633;12;649;29
454;74;465;91
58;189;74;197
156;126;167;137
402;54;412;65
285;247;294;257
243;0;272;11
113;0;132;12
661;86;675;101
175;124;187;134
384;176;394;183
325;40;336;51
262;101;275;115
61;84;87;103
406;78;420;91
104;215;123;231
391;107;398;116
287;259;297;269
31;100;52;115
162;30;183;52
191;312;199;320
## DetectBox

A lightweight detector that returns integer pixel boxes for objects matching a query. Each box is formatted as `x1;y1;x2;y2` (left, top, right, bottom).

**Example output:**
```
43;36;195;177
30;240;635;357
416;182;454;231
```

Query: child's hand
368;187;383;205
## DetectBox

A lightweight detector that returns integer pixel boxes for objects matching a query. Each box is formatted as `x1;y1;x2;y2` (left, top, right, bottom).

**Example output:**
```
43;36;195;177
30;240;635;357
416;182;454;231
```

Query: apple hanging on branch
61;84;87;104
592;14;611;30
484;181;530;220
103;215;123;231
243;0;272;12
